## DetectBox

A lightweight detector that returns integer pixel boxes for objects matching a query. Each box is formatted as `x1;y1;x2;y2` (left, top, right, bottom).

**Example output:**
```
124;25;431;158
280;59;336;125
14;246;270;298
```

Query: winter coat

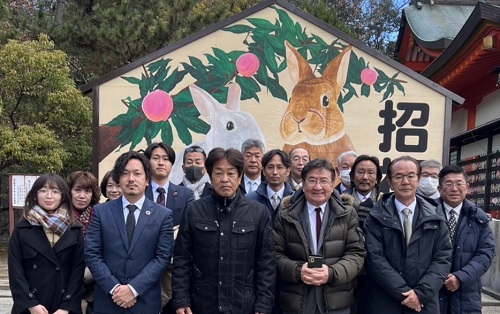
273;189;366;313
8;220;84;314
437;198;495;314
172;190;276;314
363;193;452;314
245;181;294;221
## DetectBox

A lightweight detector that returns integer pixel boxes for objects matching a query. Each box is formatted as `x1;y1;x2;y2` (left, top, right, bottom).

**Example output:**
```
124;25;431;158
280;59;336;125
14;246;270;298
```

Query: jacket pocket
195;219;219;249
230;222;255;250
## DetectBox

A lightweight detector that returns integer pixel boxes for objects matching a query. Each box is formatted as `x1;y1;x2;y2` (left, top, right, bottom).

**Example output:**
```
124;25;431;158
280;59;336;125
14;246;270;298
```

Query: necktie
402;208;412;246
157;187;166;206
248;181;255;192
448;210;457;240
315;207;322;245
126;204;137;244
271;193;279;210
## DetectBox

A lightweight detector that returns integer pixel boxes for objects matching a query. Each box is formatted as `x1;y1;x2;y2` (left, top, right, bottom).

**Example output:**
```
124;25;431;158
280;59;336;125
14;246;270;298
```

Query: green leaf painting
105;6;406;150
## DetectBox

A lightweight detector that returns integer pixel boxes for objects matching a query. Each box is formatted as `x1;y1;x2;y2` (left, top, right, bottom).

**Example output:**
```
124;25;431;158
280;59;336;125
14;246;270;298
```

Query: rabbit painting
168;82;266;183
280;41;355;169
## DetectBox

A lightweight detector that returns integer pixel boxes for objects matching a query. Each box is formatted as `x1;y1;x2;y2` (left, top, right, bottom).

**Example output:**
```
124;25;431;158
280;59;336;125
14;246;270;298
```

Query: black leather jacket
172;190;276;314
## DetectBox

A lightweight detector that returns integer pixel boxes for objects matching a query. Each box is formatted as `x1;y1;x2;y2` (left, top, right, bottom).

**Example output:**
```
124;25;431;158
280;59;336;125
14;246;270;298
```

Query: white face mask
418;177;439;196
339;169;351;187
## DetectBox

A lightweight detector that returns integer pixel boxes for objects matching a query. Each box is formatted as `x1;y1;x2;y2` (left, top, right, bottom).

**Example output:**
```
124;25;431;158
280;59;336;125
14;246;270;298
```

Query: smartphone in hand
308;255;323;268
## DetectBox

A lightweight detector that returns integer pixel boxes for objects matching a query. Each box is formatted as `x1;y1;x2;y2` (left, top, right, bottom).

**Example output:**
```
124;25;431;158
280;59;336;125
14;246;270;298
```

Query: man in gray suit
85;151;173;313
274;158;365;314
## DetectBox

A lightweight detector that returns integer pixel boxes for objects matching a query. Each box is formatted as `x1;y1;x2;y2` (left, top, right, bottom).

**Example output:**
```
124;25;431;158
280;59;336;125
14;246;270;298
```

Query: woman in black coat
8;173;85;314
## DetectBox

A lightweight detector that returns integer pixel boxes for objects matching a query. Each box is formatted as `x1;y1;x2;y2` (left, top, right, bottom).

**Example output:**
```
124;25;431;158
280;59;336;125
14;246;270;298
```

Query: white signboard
11;175;40;208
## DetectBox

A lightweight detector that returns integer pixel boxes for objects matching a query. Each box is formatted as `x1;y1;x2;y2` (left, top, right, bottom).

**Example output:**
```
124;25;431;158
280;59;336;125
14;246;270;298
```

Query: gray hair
241;138;265;154
420;159;442;170
337;151;358;166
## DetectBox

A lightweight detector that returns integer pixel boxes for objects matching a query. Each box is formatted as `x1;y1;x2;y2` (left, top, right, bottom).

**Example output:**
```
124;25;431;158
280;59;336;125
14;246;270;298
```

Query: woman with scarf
8;173;84;314
66;171;100;314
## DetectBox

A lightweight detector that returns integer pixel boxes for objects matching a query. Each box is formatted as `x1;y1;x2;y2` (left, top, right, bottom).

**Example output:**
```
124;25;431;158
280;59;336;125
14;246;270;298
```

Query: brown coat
273;190;365;313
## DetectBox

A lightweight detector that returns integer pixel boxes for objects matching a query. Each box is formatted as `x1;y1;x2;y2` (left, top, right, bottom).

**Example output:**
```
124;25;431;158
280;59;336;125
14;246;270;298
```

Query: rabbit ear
285;41;313;85
226;82;241;111
322;46;352;88
189;84;221;121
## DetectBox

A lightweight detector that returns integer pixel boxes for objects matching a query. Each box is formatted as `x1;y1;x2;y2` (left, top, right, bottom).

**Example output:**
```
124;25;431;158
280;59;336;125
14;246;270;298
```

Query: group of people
7;138;495;314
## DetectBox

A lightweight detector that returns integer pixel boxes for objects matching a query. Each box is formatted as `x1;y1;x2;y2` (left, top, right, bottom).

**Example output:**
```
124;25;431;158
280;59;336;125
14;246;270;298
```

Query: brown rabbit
281;41;355;171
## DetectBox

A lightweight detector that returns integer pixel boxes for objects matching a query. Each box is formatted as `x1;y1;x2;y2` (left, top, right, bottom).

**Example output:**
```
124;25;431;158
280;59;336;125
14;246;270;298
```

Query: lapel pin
173;191;178;196
146;211;151;216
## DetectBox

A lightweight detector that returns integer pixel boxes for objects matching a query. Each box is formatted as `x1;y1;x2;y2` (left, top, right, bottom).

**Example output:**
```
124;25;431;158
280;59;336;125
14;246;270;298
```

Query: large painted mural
95;3;451;184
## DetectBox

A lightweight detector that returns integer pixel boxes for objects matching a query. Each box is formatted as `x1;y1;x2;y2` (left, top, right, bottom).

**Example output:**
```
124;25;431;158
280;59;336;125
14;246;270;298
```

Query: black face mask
185;166;204;182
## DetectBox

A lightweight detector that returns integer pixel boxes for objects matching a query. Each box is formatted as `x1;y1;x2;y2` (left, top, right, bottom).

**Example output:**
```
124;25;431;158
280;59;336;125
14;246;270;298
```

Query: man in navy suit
85;151;173;313
144;142;194;226
143;142;194;314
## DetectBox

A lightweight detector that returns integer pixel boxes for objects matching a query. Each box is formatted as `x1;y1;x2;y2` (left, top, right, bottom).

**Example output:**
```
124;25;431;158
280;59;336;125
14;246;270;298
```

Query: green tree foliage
0;35;92;176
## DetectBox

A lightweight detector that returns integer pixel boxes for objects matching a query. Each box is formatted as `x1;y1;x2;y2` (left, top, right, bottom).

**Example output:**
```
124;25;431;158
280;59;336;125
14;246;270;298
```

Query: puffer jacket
273;189;366;313
363;193;452;314
172;190;275;314
437;198;495;314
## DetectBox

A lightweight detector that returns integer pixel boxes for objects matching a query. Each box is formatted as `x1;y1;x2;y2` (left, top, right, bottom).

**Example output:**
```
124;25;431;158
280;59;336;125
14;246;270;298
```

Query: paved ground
0;252;499;313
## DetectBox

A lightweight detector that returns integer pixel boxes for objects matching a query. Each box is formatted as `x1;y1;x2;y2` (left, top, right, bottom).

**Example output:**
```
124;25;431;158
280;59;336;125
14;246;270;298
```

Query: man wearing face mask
180;145;213;200
417;159;442;199
335;151;358;194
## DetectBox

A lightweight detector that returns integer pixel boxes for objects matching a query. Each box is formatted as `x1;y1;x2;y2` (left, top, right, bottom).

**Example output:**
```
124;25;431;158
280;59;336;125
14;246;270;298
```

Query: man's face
182;152;206;174
243;146;263;178
264;154;290;190
438;173;469;208
421;166;440;179
353;160;378;195
387;160;419;205
303;168;334;207
119;158;148;201
337;155;357;186
149;147;172;181
289;148;309;181
210;158;242;198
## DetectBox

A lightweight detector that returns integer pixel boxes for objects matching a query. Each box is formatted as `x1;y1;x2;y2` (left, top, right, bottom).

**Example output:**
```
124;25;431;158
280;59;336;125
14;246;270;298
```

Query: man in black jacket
172;147;276;314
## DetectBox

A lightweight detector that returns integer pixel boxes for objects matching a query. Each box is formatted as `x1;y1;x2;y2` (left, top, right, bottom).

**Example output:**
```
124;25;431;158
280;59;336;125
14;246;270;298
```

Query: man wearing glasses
363;156;452;314
274;158;365;314
287;147;310;191
436;165;494;314
417;159;442;199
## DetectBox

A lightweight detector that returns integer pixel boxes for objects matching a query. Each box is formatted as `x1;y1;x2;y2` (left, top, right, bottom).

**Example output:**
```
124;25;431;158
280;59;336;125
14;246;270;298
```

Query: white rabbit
169;82;266;184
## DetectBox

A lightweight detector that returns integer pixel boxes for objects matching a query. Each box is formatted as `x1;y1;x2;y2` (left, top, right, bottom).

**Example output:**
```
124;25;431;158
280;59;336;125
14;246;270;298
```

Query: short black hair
301;158;335;182
350;155;382;184
438;164;467;186
262;149;291;168
183;145;206;164
206;147;244;178
100;171;114;198
112;151;151;183
144;142;176;164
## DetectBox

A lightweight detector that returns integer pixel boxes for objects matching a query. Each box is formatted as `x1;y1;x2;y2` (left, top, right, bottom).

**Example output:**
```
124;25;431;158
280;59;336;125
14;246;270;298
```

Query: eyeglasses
185;147;205;153
421;173;439;179
37;188;62;195
391;174;418;182
305;178;332;187
442;182;467;189
292;156;310;163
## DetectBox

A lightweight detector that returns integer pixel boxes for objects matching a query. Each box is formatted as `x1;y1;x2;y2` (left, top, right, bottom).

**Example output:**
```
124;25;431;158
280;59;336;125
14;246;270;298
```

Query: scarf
26;205;70;246
182;174;210;200
74;206;93;235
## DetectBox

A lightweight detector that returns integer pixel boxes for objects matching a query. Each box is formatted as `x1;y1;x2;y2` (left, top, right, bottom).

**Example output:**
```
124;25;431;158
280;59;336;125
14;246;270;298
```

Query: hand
111;285;137;308
176;307;193;314
28;305;48;314
401;289;422;312
444;273;461;292
53;310;69;314
300;263;329;286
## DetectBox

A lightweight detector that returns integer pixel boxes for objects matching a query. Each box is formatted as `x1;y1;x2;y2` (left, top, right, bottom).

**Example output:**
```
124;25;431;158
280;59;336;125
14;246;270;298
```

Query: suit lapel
53;227;78;254
298;206;315;255
111;198;129;248
129;198;154;251
23;227;60;265
166;184;177;209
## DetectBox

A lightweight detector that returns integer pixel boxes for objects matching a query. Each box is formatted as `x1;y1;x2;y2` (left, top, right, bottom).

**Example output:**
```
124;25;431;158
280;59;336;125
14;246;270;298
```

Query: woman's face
106;177;122;200
37;184;63;213
71;182;93;211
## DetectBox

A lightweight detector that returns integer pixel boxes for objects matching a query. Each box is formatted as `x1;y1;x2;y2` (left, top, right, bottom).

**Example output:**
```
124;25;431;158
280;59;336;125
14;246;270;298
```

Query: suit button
55;267;60;271
127;277;130;281
65;294;71;298
32;264;37;269
127;258;131;262
28;293;34;298
61;289;65;294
